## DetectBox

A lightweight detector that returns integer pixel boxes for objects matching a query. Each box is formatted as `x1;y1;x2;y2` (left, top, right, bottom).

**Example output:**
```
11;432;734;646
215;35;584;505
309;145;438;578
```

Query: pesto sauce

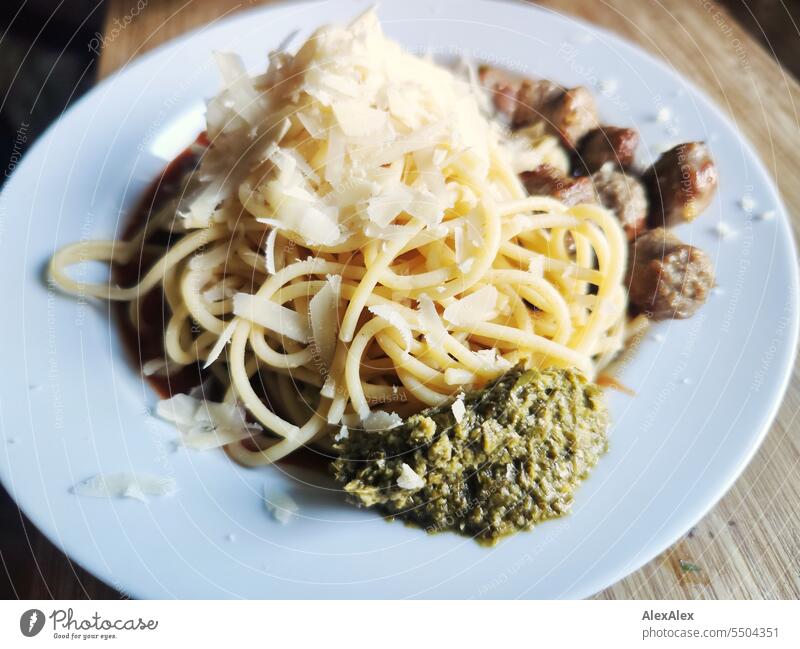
332;365;609;544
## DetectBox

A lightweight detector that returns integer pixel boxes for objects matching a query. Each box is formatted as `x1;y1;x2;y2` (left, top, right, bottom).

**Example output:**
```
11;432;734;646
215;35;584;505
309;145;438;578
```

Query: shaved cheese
233;293;312;343
156;393;199;426
366;183;413;227
263;486;298;524
309;275;342;368
655;106;672;123
362;410;403;431
332;101;391;138
208;52;265;132
443;286;498;326
262;175;341;245
141;358;183;377
454;224;467;263
451;393;466;423
156;393;261;450
182;6;500;256
405;186;444;225
181;427;254;451
417;295;448;347
335;425;349;441
214;51;247;86
364;121;448;168
264;227;279;274
368;304;413;350
203;318;238;369
297;108;325;139
178;179;226;228
320;374;337;399
713;221;736;239
363;222;419;242
397;463;425;490
458;258;474;273
284;147;320;184
141;359;165;376
325;126;345;187
73;473;177;501
475;348;512;371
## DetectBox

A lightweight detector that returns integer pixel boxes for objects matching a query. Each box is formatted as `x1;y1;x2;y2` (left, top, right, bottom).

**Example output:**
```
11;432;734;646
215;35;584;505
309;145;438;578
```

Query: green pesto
331;365;608;544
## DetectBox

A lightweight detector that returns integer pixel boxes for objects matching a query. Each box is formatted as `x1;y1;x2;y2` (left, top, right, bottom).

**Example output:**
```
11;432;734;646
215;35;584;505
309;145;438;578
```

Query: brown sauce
113;136;206;398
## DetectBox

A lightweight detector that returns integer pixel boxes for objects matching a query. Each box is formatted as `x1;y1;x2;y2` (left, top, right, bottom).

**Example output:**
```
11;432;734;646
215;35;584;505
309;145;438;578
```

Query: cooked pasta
49;9;628;466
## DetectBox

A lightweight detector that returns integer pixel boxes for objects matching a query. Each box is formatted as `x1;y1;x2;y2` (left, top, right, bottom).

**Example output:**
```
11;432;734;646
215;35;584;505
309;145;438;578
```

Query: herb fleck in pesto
332;365;608;543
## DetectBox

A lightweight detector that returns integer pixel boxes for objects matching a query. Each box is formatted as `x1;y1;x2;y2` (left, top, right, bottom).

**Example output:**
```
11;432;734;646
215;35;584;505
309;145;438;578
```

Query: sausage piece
537;86;599;147
521;164;595;206
626;228;715;320
514;84;598;146
644;142;718;227
513;79;567;128
478;66;598;147
578;126;639;172
590;167;648;241
478;65;525;120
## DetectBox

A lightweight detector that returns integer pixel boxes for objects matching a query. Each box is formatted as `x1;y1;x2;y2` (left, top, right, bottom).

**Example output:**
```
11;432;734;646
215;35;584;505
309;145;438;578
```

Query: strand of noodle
339;221;424;342
498;241;603;283
249;326;314;368
226;403;330;466
488;269;573;344
463;321;593;376
496;195;570;217
49;226;226;300
376;331;450;391
229;319;302;441
396;369;450;407
345;317;392;417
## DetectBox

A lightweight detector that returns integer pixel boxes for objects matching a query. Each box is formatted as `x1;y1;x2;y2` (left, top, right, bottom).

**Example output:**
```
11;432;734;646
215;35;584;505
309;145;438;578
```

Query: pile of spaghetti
50;10;627;465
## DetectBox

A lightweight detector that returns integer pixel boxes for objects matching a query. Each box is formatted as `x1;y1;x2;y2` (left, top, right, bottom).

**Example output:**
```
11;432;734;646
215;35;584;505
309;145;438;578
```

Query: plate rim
1;0;798;599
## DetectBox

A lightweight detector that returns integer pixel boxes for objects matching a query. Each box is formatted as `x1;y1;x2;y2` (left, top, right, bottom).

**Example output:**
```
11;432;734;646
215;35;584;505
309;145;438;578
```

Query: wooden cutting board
31;0;800;599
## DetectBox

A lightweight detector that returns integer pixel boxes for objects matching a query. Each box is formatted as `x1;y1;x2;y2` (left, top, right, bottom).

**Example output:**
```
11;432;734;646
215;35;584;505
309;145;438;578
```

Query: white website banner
0;600;798;648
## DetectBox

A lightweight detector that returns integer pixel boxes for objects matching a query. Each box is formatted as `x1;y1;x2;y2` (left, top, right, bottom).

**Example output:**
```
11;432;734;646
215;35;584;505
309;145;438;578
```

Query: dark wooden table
2;0;800;599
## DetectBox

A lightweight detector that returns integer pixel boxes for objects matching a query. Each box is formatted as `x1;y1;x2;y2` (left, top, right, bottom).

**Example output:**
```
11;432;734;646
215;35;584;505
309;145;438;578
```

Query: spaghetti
49;10;628;466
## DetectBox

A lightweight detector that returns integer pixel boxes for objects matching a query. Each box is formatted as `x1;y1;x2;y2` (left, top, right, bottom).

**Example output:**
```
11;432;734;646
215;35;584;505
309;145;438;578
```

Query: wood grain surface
7;0;799;599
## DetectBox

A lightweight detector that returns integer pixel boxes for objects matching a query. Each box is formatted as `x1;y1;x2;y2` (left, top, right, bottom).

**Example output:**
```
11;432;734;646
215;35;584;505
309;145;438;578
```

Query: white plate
1;0;797;599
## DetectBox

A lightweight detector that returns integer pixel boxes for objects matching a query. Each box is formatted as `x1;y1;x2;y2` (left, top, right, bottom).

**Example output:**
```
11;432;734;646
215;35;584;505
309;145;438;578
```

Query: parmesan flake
368;304;413;350
263;486;298;524
397;463;425;490
233;292;312;343
73;473;177;501
362;410;403;431
443;286;498;327
451;393;466;423
309;275;342;368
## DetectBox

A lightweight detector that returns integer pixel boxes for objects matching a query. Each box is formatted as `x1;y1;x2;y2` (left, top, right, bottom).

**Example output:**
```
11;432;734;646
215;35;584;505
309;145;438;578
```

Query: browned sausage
590;168;648;241
521;164;595;206
644;142;718;227
577;126;639;172
627;228;715;319
478;65;524;120
478;66;598;147
512;79;565;128
537;86;599;147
